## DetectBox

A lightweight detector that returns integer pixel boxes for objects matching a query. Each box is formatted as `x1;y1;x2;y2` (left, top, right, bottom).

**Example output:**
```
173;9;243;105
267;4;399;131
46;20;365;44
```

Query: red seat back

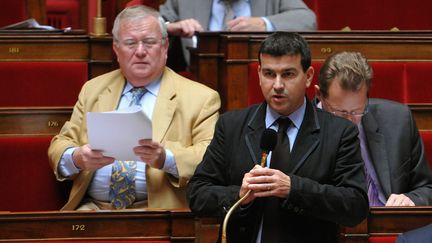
0;0;26;27
369;236;397;243
0;62;87;107
0;136;69;211
305;0;432;30
46;0;80;29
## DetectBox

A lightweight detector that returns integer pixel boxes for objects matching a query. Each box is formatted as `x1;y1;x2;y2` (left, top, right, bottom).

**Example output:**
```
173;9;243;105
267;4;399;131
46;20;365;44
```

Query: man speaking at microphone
186;32;368;242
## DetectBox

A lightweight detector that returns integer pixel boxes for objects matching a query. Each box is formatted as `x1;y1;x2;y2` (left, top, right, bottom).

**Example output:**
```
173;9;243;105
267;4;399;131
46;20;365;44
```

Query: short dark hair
258;32;311;72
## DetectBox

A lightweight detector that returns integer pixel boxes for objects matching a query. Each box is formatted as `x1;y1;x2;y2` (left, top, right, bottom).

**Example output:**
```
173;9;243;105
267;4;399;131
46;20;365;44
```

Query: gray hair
318;51;373;98
112;5;167;43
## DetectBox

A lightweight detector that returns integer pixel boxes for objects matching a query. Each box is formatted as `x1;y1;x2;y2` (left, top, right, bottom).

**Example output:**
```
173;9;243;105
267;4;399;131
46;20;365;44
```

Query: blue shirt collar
265;97;307;129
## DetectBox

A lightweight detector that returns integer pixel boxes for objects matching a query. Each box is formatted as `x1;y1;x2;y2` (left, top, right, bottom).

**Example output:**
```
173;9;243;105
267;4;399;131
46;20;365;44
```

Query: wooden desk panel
0;210;195;242
0;107;72;136
89;35;118;79
340;207;432;243
0;208;431;242
0;34;89;61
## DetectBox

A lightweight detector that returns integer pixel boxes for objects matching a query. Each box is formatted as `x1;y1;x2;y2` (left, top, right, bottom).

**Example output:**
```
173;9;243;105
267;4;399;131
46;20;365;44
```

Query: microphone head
260;128;277;152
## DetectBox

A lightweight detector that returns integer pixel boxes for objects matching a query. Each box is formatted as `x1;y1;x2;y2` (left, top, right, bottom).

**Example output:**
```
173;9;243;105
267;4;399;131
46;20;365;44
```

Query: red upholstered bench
304;0;432;30
368;62;406;102
0;136;69;212
0;0;26;27
46;0;80;29
0;62;87;107
368;236;397;243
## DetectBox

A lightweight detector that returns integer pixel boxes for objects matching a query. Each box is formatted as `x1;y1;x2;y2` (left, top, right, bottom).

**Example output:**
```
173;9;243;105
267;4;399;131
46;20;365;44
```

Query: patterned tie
261;118;292;242
109;87;147;209
129;87;147;106
222;0;236;30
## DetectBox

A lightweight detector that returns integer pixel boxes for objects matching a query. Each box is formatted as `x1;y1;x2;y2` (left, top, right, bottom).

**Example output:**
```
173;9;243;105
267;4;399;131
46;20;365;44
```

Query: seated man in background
187;32;368;242
48;5;220;210
159;0;317;65
315;51;432;206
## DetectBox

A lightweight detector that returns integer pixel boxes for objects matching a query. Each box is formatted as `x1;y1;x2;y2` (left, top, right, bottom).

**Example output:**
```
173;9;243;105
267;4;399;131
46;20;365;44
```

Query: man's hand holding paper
72;144;115;171
134;139;166;169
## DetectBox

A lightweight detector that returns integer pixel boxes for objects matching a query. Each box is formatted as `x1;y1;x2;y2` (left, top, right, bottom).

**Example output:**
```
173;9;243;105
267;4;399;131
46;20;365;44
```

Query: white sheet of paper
87;106;152;161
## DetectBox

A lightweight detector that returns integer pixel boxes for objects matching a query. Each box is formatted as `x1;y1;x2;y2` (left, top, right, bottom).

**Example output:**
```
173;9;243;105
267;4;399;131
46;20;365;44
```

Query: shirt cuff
163;149;179;178
261;17;275;31
59;147;80;177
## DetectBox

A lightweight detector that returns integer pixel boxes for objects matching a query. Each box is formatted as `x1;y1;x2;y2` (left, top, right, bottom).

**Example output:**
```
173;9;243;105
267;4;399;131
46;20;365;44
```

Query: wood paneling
0;209;195;242
0;107;72;136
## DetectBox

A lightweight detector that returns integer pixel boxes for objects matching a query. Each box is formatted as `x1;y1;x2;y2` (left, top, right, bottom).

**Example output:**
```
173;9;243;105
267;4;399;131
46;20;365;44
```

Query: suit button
294;207;299;213
240;226;246;232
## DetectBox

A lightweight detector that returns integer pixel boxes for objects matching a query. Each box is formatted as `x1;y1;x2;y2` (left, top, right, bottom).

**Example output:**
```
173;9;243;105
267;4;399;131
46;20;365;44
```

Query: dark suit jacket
362;99;432;205
187;100;368;243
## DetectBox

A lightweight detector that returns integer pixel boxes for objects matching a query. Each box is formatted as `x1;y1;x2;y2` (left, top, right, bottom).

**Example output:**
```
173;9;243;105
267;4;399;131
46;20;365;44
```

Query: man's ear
305;66;314;87
314;85;321;99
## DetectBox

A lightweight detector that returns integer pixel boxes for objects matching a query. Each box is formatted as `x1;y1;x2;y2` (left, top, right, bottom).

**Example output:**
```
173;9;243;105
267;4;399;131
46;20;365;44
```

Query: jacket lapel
97;75;125;112
152;68;176;143
245;103;267;166
362;111;392;196
290;100;320;173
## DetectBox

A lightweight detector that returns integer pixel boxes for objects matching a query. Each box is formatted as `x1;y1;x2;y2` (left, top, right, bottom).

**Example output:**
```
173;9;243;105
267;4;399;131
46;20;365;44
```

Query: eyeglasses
322;98;369;118
118;37;165;50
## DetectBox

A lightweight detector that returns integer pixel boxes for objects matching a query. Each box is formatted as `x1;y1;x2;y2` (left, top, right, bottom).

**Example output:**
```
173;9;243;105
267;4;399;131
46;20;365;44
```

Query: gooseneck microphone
222;129;277;243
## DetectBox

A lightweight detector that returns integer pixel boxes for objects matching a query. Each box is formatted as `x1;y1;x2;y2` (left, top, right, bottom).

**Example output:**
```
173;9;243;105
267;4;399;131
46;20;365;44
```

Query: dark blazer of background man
316;51;432;206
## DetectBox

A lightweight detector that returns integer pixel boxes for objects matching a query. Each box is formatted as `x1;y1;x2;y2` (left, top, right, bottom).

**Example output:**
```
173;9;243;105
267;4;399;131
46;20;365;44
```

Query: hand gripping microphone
222;129;277;243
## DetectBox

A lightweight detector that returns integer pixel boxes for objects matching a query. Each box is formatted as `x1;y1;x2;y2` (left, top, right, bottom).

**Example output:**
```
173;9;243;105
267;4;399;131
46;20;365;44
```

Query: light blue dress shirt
58;78;179;202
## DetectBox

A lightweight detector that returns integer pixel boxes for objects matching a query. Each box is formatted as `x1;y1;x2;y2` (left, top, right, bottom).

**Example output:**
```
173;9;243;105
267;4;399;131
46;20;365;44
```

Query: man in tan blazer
48;5;220;210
